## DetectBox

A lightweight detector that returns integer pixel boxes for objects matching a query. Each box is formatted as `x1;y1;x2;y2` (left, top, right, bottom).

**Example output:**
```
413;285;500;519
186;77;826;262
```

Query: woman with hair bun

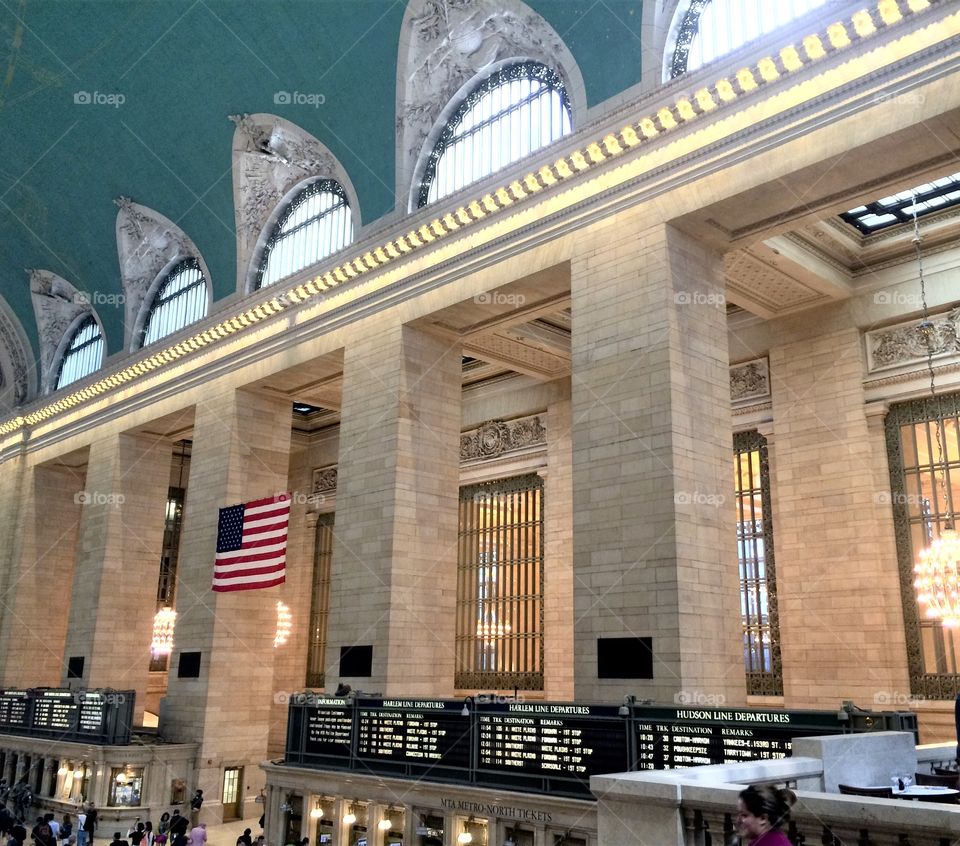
735;784;796;845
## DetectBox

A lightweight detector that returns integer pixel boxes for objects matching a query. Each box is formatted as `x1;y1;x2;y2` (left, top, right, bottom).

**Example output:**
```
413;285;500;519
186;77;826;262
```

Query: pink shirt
750;832;791;846
187;829;206;846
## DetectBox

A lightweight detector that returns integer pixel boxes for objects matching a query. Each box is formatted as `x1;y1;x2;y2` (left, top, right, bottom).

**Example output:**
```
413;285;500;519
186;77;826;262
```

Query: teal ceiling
0;0;646;366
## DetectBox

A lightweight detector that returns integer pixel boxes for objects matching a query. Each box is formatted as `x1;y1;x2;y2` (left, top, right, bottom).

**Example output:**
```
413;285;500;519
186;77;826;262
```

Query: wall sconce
57;765;67;777
457;817;475;844
377;819;392;831
618;695;636;717
461;697;472;717
310;799;323;820
343;801;359;826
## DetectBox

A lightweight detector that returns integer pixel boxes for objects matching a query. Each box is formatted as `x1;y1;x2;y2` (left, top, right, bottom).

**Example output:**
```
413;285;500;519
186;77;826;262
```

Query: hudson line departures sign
284;696;916;798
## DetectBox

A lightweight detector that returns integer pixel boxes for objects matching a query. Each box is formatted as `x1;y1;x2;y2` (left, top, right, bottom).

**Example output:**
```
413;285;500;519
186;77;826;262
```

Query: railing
592;742;960;846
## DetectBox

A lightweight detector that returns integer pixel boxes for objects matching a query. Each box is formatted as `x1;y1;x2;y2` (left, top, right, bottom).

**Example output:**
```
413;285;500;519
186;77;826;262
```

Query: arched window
669;0;831;79
257;180;353;290
418;62;572;208
55;316;104;390
141;258;209;348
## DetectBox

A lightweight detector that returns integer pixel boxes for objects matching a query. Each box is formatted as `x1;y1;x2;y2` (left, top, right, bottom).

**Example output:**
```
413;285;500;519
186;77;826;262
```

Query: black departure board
475;702;628;790
0;691;30;729
633;706;851;770
0;688;133;745
356;699;472;770
284;695;917;799
303;698;354;758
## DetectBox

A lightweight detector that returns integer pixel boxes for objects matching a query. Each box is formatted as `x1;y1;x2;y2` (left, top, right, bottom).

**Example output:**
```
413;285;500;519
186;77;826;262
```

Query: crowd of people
0;780;266;846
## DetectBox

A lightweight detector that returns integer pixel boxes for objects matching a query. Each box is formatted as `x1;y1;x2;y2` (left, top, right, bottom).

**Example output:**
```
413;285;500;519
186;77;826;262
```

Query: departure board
303;698;354;758
33;690;78;733
356;699;471;769
633;706;846;770
475;702;628;785
0;691;30;729
0;688;133;744
284;695;917;799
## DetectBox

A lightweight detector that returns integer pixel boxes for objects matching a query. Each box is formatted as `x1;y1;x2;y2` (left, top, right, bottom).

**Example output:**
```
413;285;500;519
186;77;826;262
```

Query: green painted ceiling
0;0;647;365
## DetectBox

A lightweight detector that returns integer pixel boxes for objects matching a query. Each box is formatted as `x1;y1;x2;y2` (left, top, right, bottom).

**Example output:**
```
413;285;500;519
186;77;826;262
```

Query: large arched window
55;316;104;390
257;180;353;290
141;258;209;348
418;61;572;208
669;0;831;79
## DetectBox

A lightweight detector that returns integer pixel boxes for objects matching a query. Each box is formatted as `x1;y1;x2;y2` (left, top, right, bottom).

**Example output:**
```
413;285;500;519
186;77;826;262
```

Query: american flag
212;493;291;592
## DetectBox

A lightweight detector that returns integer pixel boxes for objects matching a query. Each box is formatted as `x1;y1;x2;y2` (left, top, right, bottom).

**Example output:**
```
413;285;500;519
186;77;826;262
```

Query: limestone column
159;389;292;823
544;389;574;699
570;216;744;704
0;459;83;685
770;320;910;708
40;758;54;797
328;325;461;696
60;432;173;721
13;755;24;784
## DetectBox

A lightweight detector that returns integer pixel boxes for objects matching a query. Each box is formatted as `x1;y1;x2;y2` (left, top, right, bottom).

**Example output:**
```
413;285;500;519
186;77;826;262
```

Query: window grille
418;62;572;208
670;0;831;78
734;431;783;696
456;474;544;691
141;258;208;347
257;180;352;289
55;316;104;390
306;513;335;688
886;394;960;697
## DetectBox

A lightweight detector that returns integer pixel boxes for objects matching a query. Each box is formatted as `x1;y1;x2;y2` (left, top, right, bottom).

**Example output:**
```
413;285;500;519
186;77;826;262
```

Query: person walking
81;806;96;846
188;793;202;829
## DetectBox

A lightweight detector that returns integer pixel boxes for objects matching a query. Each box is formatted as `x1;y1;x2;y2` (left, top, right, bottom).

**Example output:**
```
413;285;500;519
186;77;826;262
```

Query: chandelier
910;193;959;625
150;607;177;656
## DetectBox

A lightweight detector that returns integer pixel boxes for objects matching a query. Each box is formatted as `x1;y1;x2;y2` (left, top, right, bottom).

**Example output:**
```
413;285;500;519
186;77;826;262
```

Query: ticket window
415;813;444;846
377;808;404;846
502;828;534;846
344;802;368;846
457;818;487;846
550;832;587;846
312;798;336;846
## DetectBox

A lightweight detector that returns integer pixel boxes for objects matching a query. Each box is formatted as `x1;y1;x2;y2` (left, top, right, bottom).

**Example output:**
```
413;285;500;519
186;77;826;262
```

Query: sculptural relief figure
28;268;95;388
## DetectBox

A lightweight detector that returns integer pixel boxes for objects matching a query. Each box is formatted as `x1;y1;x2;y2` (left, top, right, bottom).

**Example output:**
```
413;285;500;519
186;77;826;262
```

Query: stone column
328;325;461;696
769;317;910;708
159;389;292;824
569;216;744;704
544;389;574;699
40;757;54;797
0;460;83;685
61;432;173;722
13;755;24;784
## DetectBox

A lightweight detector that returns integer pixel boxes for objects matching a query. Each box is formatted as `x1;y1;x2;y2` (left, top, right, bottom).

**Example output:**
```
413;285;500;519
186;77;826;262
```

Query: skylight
840;171;960;234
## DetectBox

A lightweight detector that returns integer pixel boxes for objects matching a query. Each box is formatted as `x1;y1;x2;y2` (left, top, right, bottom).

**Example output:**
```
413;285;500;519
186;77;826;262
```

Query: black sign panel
475;702;628;790
0;691;30;729
303;698;354;759
633;706;848;770
356;699;472;770
0;688;133;745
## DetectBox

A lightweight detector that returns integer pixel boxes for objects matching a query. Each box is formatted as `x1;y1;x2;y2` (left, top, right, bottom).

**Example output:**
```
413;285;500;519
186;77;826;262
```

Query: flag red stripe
213;575;286;593
213;562;285;579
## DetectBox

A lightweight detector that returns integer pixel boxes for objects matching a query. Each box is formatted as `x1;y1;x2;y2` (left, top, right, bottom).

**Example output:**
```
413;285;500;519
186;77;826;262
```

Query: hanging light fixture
150;607;177;656
274;601;292;647
309;800;323;820
458;818;475;844
57;764;67;777
342;801;358;826
911;193;960;624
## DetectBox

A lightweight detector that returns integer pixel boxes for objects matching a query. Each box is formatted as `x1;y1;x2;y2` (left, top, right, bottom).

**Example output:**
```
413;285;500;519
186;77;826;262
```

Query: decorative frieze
311;465;338;494
460;415;545;462
28;269;94;392
866;308;960;373
730;358;770;404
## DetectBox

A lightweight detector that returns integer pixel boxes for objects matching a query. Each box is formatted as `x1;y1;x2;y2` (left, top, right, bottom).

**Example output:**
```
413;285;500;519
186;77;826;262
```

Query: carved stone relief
0;295;35;410
114;198;207;351
311;465;339;494
866;308;960;373
229;114;358;294
28;269;98;392
730;358;770;403
460;414;546;461
397;0;586;209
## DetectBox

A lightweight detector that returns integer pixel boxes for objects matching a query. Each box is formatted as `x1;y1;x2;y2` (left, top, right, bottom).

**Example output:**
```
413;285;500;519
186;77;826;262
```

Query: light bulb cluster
274;601;292;648
150;607;177;656
914;528;960;626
